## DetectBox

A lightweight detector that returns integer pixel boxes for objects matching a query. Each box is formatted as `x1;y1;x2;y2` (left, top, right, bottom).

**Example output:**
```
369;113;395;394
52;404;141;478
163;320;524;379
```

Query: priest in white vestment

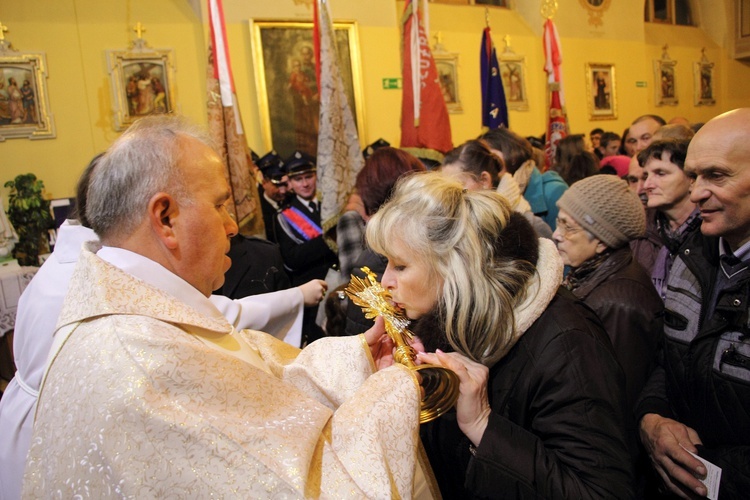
23;116;430;499
0;220;327;500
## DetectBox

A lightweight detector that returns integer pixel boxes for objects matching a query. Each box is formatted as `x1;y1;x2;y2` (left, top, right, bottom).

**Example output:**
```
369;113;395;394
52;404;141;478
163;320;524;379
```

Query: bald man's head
685;108;750;250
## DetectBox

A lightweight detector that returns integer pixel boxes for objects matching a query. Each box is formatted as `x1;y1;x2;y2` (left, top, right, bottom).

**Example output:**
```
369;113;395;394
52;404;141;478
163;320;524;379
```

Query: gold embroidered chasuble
24;247;422;499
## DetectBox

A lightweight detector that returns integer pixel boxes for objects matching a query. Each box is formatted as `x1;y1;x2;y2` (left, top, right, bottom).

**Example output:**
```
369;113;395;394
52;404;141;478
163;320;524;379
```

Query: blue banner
480;28;509;129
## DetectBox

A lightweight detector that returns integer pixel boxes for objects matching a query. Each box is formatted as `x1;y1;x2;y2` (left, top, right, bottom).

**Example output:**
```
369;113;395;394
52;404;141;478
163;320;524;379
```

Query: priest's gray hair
86;115;215;242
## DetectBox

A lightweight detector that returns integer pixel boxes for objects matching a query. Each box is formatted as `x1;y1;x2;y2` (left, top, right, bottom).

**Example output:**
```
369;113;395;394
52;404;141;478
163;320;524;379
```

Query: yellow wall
1;0;206;200
1;0;748;204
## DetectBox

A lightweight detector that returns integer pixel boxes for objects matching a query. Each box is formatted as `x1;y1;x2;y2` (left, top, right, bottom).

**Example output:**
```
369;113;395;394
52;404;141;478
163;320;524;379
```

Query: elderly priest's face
171;136;239;296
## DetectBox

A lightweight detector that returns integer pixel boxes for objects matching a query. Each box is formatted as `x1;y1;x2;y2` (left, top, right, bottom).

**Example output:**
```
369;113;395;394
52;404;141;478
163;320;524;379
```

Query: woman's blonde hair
366;171;537;366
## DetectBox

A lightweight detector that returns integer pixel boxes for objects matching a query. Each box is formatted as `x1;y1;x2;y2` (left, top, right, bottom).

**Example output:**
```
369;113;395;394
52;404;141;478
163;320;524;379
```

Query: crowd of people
0;107;748;499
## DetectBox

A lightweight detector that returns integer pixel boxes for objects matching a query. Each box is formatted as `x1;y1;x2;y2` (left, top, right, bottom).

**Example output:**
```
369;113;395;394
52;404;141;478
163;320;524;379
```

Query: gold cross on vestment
0;21;8;42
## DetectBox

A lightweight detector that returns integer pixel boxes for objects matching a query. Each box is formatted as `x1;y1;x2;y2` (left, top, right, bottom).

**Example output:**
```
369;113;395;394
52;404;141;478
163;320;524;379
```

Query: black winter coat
421;288;636;499
635;231;750;498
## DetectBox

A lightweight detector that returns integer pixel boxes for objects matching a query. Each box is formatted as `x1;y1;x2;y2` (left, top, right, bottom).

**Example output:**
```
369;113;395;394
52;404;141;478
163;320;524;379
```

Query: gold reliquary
345;267;459;424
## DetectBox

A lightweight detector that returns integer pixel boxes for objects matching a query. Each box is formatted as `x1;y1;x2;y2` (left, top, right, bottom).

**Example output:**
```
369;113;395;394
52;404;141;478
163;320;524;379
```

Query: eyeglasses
555;218;584;238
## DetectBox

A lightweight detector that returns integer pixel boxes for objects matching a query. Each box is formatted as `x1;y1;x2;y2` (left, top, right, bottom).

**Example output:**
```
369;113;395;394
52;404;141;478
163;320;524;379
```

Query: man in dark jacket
273;151;338;344
638;139;701;300
256;150;291;243
636;108;750;499
215;234;291;299
273;150;338;287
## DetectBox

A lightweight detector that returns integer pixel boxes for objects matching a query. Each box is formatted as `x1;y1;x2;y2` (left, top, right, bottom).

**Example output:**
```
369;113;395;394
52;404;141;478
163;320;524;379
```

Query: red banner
543;18;569;171
400;0;452;154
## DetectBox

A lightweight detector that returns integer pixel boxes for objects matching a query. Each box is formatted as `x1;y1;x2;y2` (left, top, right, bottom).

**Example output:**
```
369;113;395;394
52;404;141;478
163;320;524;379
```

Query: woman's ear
479;171;494;190
148;192;179;249
595;241;608;254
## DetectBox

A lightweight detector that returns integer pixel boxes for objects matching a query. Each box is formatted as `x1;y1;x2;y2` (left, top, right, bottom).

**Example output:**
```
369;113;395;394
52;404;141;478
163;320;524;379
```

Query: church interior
1;0;748;200
2;2;750;498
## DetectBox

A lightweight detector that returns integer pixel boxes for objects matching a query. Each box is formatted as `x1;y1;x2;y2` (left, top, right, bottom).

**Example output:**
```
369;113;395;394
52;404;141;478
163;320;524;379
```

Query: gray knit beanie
557;175;645;249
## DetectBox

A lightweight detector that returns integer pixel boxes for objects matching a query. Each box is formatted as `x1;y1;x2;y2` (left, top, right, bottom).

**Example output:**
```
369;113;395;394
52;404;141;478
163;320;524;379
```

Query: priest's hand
364;317;395;370
364;318;427;371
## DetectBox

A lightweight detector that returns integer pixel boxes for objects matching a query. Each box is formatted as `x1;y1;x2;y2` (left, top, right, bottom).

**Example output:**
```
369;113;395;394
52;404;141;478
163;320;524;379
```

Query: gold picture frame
433;52;462;114
106;40;177;131
250;19;365;159
655;46;678;106
585;62;617;120
499;49;528;111
694;50;715;106
0;43;55;141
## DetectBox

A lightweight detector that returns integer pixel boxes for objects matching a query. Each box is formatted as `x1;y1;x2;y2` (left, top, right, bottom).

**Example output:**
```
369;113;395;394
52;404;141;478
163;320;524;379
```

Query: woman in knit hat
554;174;663;411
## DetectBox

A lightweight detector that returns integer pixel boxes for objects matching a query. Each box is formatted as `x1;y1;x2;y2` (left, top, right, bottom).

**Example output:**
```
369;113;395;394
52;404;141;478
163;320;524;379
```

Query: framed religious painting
585;63;617;120
106;40;177;131
499;51;528;111
0;43;55;141
737;0;750;58
433;52;462;113
250;20;365;159
694;51;715;106
654;47;678;106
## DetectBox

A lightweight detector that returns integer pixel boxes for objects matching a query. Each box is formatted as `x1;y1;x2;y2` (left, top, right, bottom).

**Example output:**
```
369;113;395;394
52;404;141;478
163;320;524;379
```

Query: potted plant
4;173;53;266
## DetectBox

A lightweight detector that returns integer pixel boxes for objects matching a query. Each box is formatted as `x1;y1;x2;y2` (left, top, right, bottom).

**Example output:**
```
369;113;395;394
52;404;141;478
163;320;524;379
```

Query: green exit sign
382;78;402;89
636;81;648;87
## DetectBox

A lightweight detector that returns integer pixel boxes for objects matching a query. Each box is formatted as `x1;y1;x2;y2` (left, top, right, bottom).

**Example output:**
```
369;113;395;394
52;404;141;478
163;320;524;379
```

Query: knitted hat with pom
557;174;645;249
